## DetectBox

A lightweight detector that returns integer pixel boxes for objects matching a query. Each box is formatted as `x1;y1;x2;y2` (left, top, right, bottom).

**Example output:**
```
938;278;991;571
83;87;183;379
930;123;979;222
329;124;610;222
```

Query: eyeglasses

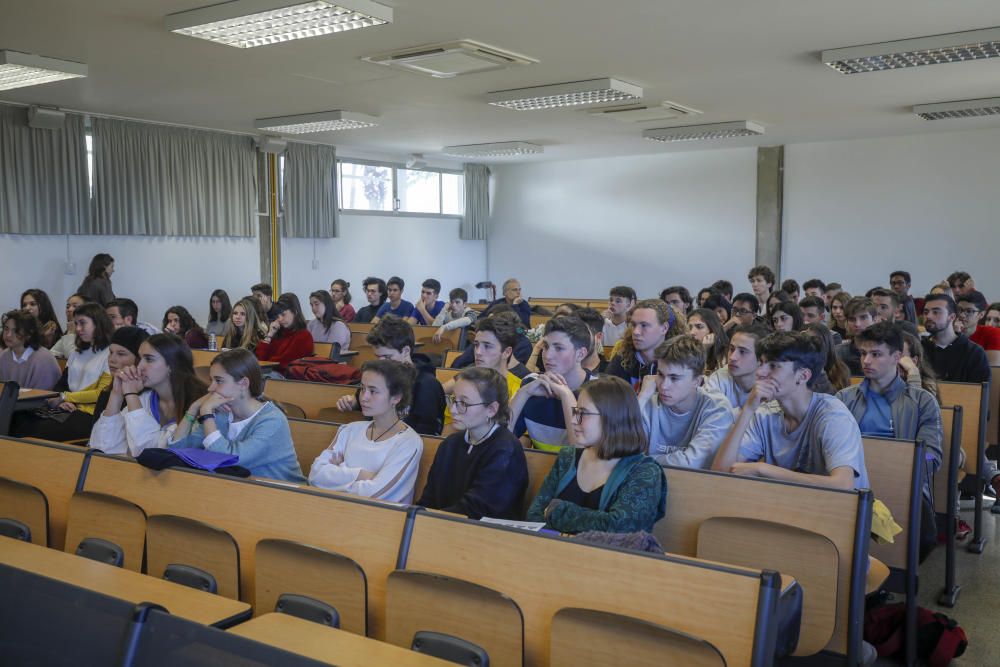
446;395;486;414
570;406;601;424
732;307;752;316
958;308;980;316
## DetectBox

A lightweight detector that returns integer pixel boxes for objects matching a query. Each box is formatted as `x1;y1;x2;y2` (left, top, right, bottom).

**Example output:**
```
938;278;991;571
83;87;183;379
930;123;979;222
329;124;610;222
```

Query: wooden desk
0;538;251;627
191;349;278;371
16;388;59;411
229;613;453;666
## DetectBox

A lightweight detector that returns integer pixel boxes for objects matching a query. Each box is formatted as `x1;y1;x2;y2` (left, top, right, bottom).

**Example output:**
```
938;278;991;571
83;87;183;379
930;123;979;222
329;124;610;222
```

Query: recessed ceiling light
0;50;87;92
442;142;543;158
642;121;765;143
166;0;392;49
913;97;1000;120
363;40;537;78
822;27;1000;74
486;78;642;111
254;110;378;133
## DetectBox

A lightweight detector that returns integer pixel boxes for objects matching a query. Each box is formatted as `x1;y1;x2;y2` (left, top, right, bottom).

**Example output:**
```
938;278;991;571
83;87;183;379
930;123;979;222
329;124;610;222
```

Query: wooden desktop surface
0;537;251;627
229;613;453;666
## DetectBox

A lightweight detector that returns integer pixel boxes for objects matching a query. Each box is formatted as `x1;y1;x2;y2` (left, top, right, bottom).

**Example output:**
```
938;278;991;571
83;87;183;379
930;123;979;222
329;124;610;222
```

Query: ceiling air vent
363;40;537;78
589;100;702;123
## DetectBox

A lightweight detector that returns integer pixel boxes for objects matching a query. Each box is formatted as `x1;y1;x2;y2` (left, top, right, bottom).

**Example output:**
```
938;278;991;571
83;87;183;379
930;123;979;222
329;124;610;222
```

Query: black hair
732;292;760;313
475;316;519;355
771;301;804;331
957;290;988;312
144;333;208;424
802;278;826;292
780;278;800;296
799;295;826;313
575;308;605;337
387;276;405;291
609;285;637;301
702;293;732;319
331;279;352;305
711;279;733;298
923;292;956;316
543;316;592;355
2;309;43;350
757;331;825;388
421;278;441;294
86;253;114;280
277;292;308;332
889;271;911;286
250;283;273;298
363;277;388;306
162;305;202;336
107;298;138;324
209;289;232;324
366;315;415;353
310;290;343;330
855;321;904;354
360;359;415;416
660;286;692;311
72;303;114;352
20;289;63;341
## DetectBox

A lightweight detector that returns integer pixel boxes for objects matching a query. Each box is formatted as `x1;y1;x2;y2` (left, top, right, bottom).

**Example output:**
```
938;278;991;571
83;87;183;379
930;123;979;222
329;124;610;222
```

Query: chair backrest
412;436;445;504
861;437;923;571
404;511;789;667
652;466;870;656
935;406;964;515
435;368;459;385
938;381;988;483
316;406;367;424
190;349;217;368
0;437;87;550
64;491;147;572
81;454;410;638
313;342;333;358
413;326;462;357
0;476;48;545
386;570;524;667
444;350;463;368
989;366;1000;446
529;315;551;329
0;381;20;436
347;323;375;336
697;517;838;656
288;419;341;476
550;607;726;667
276;402;307;420
346;345;378;369
146;514;241;599
255;538;368;635
522;449;557;514
263;379;358;420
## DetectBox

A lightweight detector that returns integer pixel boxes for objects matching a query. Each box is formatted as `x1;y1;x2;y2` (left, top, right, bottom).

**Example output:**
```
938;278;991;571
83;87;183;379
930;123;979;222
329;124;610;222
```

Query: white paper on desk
480;517;547;532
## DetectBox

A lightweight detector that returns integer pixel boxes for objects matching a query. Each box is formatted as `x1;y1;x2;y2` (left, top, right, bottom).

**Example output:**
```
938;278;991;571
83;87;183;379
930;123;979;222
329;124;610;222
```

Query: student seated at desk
0;309;61;391
449;306;532;369
20;288;63;349
638;336;734;469
526;376;667;534
712;331;869;491
50;294;88;359
10;327;147;442
310;360;423;503
431;287;479;343
418;367;528;519
329;279;355;323
205;289;231;337
686;308;729;375
334;316;446;435
89;333;207;457
307;290;350;349
162;305;209;349
255;297;313;376
511;316;596;451
170;348;305;483
222;297;268;352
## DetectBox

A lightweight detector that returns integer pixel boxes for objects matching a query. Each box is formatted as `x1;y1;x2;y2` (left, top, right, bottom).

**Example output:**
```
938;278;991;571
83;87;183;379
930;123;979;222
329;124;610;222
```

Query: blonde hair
223;297;268;350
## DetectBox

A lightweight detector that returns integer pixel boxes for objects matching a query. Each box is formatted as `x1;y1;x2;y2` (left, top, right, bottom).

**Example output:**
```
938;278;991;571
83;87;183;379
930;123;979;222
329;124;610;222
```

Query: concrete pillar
755;146;784;279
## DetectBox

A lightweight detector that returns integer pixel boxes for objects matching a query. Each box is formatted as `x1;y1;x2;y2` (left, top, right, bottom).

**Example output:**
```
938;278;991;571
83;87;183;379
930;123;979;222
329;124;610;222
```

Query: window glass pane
85;133;93;197
398;169;440;214
441;173;464;215
340;162;393;211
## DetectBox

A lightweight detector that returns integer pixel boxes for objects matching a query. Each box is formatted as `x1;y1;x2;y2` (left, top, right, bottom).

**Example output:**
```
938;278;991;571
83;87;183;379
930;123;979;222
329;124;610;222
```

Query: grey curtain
92;117;257;236
461;163;490;240
283;141;338;238
0;104;91;234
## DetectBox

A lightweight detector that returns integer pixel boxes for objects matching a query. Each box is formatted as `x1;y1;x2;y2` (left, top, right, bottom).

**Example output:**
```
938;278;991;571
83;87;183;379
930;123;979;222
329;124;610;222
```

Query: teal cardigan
171;402;306;483
526;446;667;534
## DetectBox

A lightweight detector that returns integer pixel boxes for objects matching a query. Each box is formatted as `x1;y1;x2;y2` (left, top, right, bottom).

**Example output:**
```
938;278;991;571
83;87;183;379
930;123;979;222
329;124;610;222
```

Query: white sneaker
861;640;878;666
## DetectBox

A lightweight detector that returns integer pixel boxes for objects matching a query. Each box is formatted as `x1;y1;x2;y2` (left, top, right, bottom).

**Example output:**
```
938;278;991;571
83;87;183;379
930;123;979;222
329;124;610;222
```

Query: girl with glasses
525;376;667;534
417;367;528;519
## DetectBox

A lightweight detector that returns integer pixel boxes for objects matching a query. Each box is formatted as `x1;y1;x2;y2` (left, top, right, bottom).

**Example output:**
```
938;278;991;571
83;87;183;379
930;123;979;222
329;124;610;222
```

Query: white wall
281;213;487;310
784;129;1000;300
0;235;259;328
486;148;759;300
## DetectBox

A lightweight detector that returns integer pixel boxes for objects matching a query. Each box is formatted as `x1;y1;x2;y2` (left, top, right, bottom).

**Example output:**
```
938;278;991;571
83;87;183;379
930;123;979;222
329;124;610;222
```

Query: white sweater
89;391;178;458
66;346;110;392
308;421;423;503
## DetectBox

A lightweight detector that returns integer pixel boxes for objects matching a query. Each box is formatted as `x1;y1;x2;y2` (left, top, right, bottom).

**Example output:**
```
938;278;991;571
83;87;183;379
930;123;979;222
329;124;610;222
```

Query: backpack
285;357;361;385
864;602;967;666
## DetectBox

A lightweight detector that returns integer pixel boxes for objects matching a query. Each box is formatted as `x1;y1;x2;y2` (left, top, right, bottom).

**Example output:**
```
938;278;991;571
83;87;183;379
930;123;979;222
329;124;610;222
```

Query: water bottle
208;333;217;351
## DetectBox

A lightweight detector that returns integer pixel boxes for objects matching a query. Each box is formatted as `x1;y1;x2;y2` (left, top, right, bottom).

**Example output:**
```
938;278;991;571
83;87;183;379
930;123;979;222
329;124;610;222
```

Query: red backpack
864;603;967;666
284;357;361;385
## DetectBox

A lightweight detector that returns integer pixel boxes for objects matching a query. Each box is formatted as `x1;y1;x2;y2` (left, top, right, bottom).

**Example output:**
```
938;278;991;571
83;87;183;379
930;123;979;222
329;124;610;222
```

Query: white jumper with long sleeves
308;420;423;503
88;391;177;458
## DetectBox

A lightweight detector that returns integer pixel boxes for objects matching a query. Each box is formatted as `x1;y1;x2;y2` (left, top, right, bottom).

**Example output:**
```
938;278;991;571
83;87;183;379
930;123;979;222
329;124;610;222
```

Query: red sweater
254;328;313;373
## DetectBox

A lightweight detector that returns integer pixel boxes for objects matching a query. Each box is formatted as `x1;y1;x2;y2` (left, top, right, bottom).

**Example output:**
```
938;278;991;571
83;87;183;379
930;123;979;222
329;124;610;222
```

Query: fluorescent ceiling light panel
643;121;764;143
0;50;87;91
363;40;537;78
442;142;543;158
166;0;392;48
913;97;1000;120
486;78;642;110
822;27;1000;74
255;110;378;133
